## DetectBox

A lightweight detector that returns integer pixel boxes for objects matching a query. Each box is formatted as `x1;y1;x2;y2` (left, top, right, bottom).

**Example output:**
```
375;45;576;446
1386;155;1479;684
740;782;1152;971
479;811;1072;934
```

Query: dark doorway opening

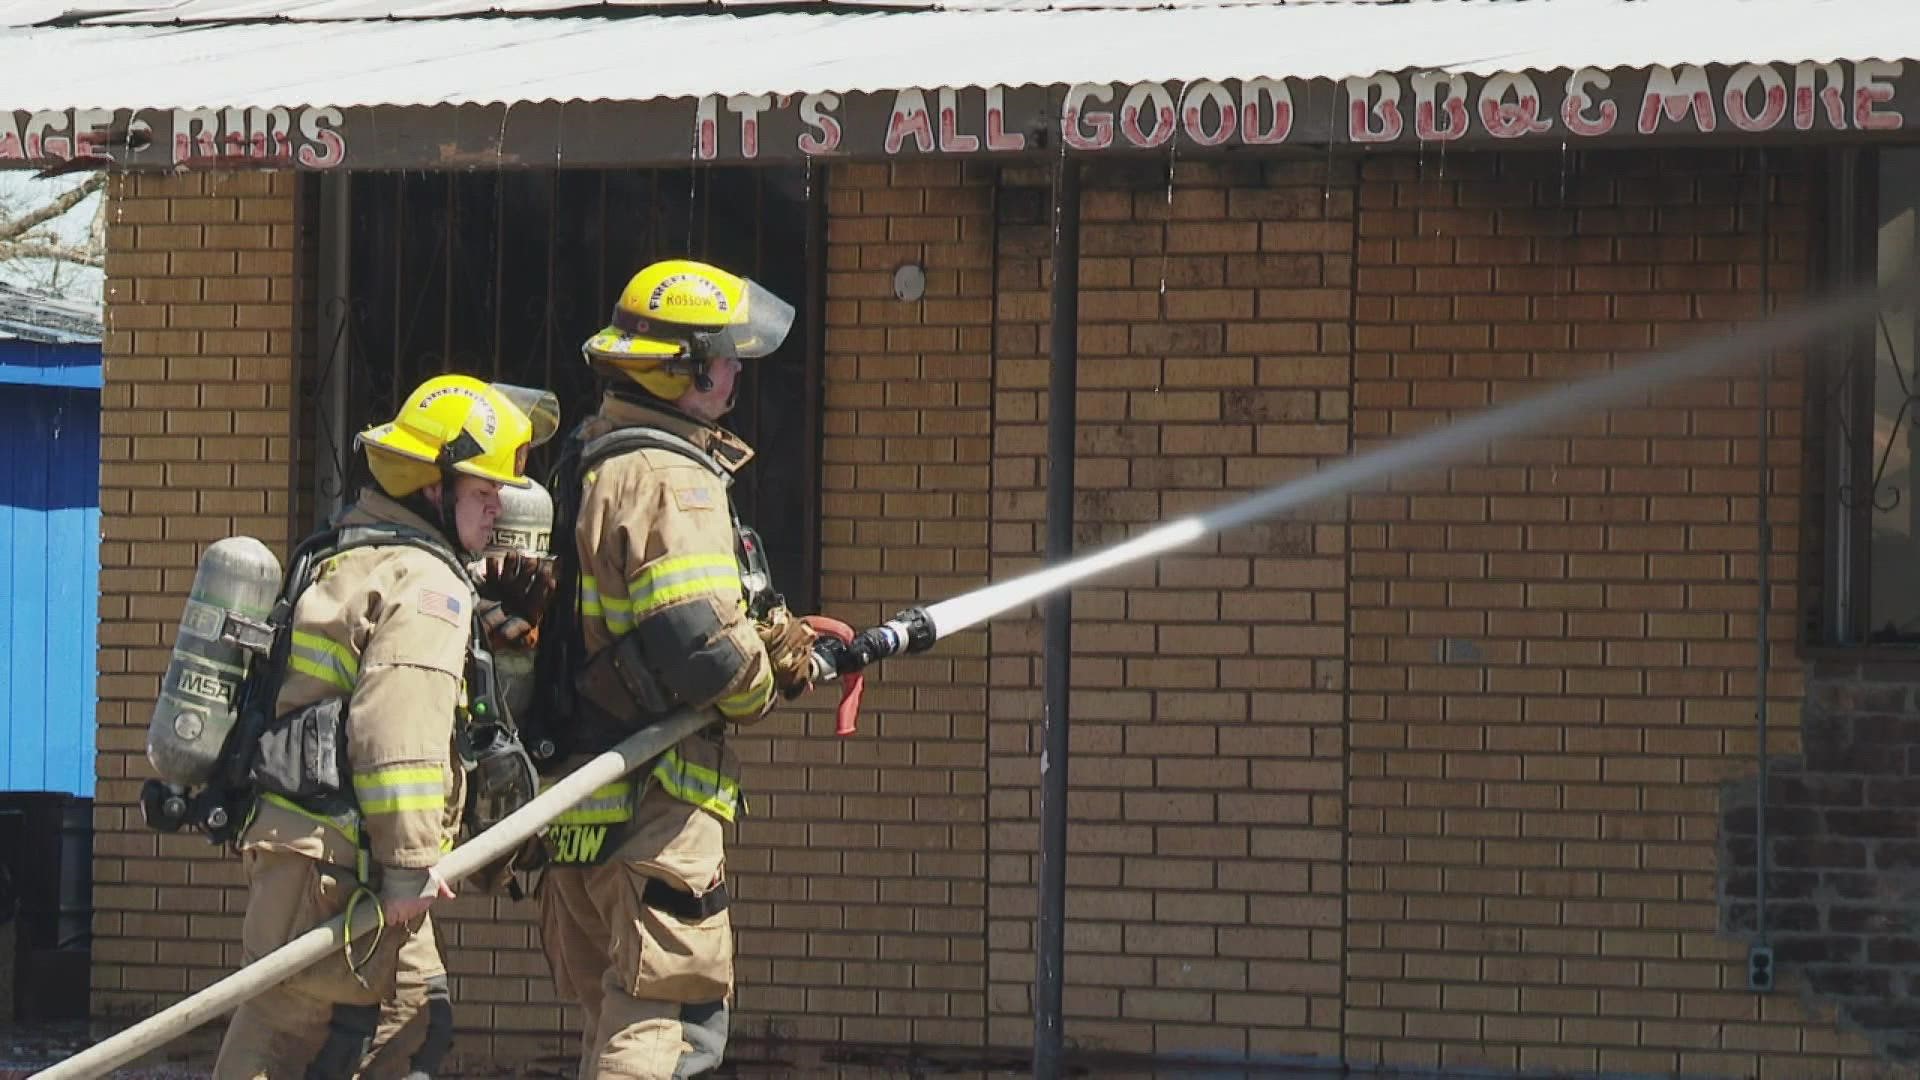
313;166;823;612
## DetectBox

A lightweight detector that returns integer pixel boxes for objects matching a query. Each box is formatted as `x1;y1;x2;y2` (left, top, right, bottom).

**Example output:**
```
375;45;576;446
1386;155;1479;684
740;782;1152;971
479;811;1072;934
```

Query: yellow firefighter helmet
356;374;560;496
582;258;797;400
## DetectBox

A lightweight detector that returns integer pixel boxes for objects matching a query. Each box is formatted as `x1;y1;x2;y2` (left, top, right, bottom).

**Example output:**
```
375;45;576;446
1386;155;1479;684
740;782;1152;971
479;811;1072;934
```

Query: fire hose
32;711;719;1080
808;267;1915;685
36;265;1911;1080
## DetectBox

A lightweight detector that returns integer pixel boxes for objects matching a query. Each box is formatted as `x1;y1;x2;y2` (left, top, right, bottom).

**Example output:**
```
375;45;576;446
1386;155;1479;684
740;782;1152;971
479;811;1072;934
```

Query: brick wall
722;160;997;1049
93;171;303;1016
90;175;574;1060
89;150;1914;1078
1347;148;1878;1078
985;159;1353;1061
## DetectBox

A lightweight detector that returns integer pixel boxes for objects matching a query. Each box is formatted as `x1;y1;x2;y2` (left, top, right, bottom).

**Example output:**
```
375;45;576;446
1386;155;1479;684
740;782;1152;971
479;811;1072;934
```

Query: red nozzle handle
802;615;865;736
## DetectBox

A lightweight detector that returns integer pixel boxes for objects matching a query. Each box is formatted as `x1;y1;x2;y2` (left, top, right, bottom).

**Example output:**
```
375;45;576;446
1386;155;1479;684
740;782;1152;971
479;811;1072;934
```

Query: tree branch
0;173;106;245
1;241;104;268
89;189;105;252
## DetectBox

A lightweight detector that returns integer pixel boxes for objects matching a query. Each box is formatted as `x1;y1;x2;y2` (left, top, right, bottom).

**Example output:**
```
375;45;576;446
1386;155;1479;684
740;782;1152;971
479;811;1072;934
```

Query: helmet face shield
584;262;797;400
722;278;796;359
491;383;561;446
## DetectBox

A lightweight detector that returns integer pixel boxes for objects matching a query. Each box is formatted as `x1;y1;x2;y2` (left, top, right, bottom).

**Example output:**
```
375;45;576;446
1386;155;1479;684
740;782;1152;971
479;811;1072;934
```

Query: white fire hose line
39;262;1914;1080
33;709;713;1080
923;268;1915;641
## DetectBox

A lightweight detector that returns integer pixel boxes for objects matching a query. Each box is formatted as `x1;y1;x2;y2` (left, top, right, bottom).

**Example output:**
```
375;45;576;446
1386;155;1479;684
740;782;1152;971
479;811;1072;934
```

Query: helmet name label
648;272;732;314
419;385;498;435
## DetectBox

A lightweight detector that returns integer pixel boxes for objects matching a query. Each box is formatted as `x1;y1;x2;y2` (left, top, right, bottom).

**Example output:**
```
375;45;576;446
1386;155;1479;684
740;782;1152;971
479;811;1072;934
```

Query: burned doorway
310;166;823;612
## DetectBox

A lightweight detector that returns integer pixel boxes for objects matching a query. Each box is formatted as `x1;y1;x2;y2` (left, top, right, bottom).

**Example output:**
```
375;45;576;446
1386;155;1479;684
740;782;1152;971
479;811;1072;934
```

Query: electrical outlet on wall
1748;944;1774;992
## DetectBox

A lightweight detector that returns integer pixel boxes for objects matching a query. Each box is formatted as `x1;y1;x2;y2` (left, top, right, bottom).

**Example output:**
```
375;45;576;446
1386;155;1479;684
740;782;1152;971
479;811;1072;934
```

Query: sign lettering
3;62;1908;170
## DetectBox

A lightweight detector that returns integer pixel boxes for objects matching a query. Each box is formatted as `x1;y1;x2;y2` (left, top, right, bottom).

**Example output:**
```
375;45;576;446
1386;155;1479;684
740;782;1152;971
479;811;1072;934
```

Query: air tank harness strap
242;790;384;984
340;880;386;989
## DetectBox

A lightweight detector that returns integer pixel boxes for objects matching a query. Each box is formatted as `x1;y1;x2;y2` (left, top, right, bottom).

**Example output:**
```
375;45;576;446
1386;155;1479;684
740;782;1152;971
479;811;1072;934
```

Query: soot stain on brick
1718;660;1920;1062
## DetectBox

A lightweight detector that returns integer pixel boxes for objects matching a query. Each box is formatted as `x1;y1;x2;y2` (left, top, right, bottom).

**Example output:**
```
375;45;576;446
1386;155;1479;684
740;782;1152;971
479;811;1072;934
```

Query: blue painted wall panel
0;340;103;389
1;385;100;796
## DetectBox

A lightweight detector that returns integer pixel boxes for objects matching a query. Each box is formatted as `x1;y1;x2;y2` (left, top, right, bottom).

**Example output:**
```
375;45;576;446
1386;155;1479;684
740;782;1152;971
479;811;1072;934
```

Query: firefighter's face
445;474;503;552
677;354;743;422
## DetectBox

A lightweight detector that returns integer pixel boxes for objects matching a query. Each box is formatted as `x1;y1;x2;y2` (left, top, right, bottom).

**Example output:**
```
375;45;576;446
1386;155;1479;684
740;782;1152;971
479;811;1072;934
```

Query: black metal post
1753;148;1773;949
1034;153;1081;1080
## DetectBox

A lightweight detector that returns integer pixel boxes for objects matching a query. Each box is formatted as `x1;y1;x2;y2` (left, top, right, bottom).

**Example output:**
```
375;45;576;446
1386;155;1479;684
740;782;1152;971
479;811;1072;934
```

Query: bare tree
0;172;106;307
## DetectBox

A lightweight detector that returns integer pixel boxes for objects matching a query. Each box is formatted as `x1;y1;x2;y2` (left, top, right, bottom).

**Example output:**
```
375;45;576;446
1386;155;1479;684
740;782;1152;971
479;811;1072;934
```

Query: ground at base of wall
0;1022;1449;1079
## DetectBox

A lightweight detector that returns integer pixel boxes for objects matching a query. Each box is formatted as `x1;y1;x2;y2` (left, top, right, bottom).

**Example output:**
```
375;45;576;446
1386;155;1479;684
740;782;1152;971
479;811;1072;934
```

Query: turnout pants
212;848;441;1080
359;935;454;1079
538;785;734;1080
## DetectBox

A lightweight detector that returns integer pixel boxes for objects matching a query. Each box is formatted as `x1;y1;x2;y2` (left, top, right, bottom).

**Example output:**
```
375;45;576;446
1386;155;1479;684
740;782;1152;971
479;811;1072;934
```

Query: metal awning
5;0;1918;107
0;0;1617;22
0;0;1916;168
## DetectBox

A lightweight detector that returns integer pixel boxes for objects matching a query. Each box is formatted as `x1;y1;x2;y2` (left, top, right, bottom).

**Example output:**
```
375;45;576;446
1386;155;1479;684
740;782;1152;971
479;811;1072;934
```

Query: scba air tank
488;478;554;556
146;536;283;787
483;478;554;724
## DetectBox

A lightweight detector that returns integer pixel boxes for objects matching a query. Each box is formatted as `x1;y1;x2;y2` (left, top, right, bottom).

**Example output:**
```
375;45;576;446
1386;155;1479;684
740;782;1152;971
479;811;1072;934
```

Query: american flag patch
417;589;464;626
673;486;715;511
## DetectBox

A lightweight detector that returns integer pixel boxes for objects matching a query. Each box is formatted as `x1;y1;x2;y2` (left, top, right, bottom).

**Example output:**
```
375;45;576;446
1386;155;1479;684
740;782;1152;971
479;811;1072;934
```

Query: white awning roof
0;0;1914;112
0;0;1558;24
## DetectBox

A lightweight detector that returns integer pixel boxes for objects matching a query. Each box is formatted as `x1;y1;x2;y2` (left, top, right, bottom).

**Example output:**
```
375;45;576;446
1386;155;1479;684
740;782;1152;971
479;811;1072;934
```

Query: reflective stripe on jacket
243;490;473;874
567;393;774;819
545;748;745;830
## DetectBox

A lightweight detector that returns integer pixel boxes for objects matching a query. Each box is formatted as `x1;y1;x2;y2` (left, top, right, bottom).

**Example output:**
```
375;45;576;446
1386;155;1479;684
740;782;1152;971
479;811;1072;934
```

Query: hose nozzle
808;606;935;682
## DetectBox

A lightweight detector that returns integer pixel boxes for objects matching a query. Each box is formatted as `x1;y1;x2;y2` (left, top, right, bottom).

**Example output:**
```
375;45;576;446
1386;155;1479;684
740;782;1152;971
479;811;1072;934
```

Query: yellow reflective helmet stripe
353;764;446;815
288;630;358;693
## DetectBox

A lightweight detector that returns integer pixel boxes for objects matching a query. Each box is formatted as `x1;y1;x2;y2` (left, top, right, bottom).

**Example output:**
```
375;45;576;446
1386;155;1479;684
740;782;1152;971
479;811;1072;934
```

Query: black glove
476;552;558;650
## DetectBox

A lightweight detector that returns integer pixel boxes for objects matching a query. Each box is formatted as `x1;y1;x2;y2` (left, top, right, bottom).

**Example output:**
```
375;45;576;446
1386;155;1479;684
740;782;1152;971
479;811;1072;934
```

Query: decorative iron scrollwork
1827;313;1913;514
315;294;375;502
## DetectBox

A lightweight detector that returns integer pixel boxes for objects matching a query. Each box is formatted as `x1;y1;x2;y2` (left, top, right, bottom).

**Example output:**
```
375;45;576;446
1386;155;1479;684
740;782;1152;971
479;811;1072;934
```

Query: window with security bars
308;167;823;614
1809;147;1920;646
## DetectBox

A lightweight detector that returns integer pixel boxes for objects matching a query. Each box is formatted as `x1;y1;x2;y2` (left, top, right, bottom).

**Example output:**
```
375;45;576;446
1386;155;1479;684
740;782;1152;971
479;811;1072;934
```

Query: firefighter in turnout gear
212;374;557;1080
363;481;560;1080
534;260;819;1079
